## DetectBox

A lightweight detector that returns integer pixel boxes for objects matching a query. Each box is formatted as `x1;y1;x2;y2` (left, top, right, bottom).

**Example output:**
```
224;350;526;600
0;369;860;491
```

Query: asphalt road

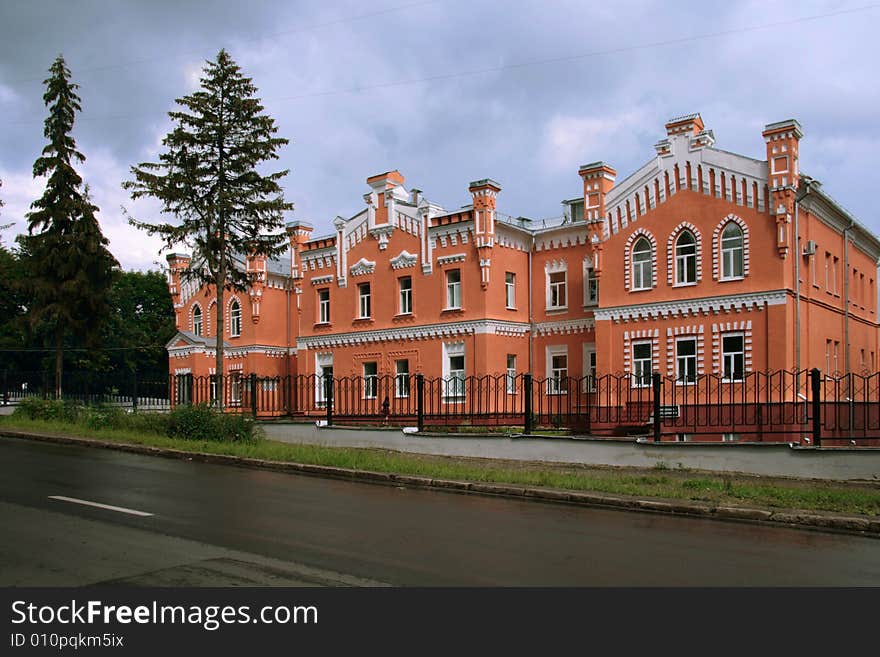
1;436;878;586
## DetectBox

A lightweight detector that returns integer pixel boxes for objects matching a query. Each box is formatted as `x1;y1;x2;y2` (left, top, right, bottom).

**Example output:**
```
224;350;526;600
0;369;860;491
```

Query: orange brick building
165;113;880;437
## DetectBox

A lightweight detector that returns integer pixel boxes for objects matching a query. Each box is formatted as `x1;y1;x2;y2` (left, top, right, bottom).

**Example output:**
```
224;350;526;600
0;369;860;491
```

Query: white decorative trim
712;320;753;375
623;328;659;376
594;289;786;323
437;253;466;265
624;228;658;291
349;258;376;277
390;250;418;269
667;222;703;285
665;325;706;376
712;214;750;281
297;319;530;349
534;318;596;337
310;274;334;286
167;344;294;359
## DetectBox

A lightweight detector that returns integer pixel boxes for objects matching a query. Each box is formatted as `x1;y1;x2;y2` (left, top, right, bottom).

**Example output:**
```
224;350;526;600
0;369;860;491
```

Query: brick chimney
578;162;616;275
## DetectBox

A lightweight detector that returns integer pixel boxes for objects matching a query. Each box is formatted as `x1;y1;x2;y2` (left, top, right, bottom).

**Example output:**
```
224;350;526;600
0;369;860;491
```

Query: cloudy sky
1;0;878;270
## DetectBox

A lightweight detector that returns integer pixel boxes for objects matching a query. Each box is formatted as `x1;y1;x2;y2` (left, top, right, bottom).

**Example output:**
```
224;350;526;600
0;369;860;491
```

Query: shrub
14;398;82;423
166;403;259;442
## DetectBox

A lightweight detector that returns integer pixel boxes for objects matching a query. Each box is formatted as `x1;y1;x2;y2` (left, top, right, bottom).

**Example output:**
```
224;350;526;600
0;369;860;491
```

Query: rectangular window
447;355;465;399
506;354;516;394
398;276;412;315
583;344;596;392
446;270;461;309
833;340;840;374
395;359;410;398
505;272;516;309
358;282;371;318
585;267;598;305
318;288;330;324
632;341;652;388
824;252;831;290
315;357;333;406
549;353;568;394
229;372;241;405
548;271;567;309
721;333;744;381
832;256;839;294
810;252;817;287
860;349;866;372
825;339;832;375
676;337;697;383
363;361;377;399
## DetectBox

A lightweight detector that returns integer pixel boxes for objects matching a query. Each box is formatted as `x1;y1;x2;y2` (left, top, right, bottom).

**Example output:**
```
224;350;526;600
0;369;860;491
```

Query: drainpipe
844;218;855;441
793;178;813;373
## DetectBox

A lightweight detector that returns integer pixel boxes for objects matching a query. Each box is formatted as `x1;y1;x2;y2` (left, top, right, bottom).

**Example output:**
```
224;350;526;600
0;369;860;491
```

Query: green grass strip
2;416;878;517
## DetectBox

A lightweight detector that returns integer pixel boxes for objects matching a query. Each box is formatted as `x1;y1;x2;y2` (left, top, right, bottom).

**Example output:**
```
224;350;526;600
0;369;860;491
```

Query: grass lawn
2;415;879;517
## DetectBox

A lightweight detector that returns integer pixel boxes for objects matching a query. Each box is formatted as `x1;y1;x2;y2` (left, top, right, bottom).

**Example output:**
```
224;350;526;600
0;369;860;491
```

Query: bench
647;405;680;423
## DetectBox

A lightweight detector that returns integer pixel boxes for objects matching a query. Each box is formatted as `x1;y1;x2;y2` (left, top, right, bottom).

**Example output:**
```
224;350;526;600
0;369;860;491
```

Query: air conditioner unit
803;240;817;256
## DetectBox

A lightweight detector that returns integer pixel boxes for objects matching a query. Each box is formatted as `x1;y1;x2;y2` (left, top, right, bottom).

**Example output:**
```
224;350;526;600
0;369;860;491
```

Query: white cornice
534;318;596;336
311;274;334;285
297;319;530;349
390;250;418;269
593;289;787;323
437;253;466;265
168;344;295;358
349;257;376;276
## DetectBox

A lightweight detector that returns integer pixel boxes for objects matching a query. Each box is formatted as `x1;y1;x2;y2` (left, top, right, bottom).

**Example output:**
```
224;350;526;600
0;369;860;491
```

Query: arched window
230;300;242;337
192;305;203;336
720;223;744;279
675;230;697;284
631;237;653;290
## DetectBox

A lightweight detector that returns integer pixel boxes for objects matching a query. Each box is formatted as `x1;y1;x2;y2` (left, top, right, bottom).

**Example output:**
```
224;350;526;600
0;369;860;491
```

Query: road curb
2;428;877;538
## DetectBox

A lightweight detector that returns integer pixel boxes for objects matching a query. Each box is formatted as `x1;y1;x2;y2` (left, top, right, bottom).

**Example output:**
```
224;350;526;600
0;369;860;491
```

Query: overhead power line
5;2;879;127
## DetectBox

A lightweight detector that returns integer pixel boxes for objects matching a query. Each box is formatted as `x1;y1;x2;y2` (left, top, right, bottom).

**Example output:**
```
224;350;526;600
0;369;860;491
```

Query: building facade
165;113;880;437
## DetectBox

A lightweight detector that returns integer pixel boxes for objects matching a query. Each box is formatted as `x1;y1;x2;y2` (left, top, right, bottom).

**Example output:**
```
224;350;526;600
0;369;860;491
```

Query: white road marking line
48;496;154;517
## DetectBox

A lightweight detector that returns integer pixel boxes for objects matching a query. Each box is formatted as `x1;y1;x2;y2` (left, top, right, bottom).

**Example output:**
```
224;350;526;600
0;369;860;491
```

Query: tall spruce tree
125;49;292;407
24;55;119;398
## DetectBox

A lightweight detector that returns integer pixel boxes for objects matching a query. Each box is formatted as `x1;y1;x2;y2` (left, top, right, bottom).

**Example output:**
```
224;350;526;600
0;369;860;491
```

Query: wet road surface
1;436;878;586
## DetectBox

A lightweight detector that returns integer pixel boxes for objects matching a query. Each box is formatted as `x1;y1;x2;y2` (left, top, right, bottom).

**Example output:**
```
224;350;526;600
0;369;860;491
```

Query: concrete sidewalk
261;422;880;481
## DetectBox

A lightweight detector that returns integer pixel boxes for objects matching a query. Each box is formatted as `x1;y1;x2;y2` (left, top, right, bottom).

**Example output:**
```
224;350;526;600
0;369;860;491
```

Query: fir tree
23;55;119;398
125;49;292;407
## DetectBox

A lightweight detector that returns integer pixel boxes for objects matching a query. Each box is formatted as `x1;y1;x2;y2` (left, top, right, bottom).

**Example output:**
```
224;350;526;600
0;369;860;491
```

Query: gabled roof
166;330;231;350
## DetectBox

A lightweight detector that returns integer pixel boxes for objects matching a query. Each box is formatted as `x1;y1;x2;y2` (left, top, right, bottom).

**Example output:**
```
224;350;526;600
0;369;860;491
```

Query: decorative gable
350;258;376;277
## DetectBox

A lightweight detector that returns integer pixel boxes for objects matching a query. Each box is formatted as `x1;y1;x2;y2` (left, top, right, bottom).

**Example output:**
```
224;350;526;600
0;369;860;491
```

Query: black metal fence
5;367;880;445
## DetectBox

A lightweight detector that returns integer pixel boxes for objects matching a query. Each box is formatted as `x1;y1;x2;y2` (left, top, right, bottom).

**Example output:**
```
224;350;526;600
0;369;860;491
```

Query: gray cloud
1;0;877;268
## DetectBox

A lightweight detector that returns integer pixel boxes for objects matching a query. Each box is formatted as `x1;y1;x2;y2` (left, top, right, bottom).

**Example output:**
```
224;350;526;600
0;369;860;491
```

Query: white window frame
721;333;745;382
363;361;378;399
582;343;596;392
632;340;652;388
445;270;462;310
442;342;465;401
230;300;242;337
315;354;333;406
318;288;330;324
720;223;744;281
395;359;410;398
675;336;698;384
584;267;598;306
548;271;567;310
229;371;242;405
674;231;697;285
506;354;517;394
546;345;568;395
631;237;653;291
398;276;412;315
192;305;203;336
505;272;516;309
358;282;371;318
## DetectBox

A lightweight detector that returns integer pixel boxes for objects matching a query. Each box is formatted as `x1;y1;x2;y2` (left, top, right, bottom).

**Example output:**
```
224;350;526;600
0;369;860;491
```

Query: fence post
325;376;333;427
652;372;662;443
250;373;258;417
810;368;822;447
523;373;533;435
2;369;7;406
416;374;424;433
132;371;138;412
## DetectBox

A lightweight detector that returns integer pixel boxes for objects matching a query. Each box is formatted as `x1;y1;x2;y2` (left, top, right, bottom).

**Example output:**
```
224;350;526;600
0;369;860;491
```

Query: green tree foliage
102;270;176;380
20;55;119;397
125;49;292;406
